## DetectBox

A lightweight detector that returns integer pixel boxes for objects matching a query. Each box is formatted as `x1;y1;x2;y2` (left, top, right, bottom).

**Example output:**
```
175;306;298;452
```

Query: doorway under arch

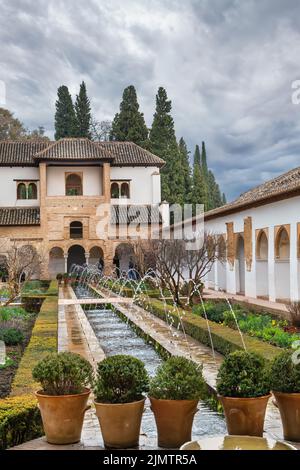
89;246;104;271
275;226;290;301
235;234;245;294
256;230;269;299
49;247;64;278
67;245;86;272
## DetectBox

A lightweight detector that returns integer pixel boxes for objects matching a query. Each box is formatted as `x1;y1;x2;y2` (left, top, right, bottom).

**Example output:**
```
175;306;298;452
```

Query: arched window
111;182;119;198
70;221;83;239
17;183;27;200
256;231;268;260
276;227;290;260
66;173;82;196
27;183;37;199
121;182;130;198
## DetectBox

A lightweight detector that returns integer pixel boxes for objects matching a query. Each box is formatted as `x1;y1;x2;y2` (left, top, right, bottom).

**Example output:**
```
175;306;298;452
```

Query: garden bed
0;307;37;398
137;296;282;362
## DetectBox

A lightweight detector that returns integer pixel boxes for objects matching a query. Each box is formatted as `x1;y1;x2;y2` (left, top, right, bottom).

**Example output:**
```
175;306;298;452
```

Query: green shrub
11;295;58;396
0;395;43;450
0;306;28;321
194;301;228;323
32;352;93;395
94;355;149;404
270;350;300;393
216;351;270;398
0;328;24;345
149;356;205;400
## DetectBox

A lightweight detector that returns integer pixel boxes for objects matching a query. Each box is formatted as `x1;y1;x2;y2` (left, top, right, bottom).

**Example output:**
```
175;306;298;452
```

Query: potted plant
94;354;149;449
56;273;63;286
149;356;205;448
63;273;69;286
216;350;271;437
270;350;300;441
32;352;93;444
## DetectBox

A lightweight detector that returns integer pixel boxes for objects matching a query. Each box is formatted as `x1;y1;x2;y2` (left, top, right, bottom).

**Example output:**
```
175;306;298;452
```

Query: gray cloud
0;0;300;200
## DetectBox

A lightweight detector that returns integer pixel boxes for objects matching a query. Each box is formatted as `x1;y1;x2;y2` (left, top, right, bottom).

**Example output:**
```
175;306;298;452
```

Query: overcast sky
1;0;300;201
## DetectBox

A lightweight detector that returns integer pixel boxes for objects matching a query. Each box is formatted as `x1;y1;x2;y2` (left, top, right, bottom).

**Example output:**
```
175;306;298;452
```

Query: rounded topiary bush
149;356;205;400
217;351;270;398
94;355;149;404
32;352;94;395
0;327;24;345
270;350;300;393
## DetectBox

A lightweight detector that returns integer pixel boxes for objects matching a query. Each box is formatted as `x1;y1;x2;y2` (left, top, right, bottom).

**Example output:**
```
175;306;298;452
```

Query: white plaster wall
110;167;160;204
47;166;102;196
256;261;268;297
172;195;300;301
0;167;40;206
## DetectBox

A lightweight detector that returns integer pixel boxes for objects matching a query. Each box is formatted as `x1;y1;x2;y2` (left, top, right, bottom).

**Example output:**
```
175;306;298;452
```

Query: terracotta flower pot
149;397;199;448
35;388;91;445
94;398;145;449
219;394;271;437
273;391;300;441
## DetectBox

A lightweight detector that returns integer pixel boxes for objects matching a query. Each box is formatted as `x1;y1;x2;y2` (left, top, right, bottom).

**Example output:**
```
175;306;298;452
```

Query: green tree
74;81;92;138
201;141;208;177
190;146;206;213
54;85;76;140
149;87;184;203
178;137;191;202
110;85;148;147
0;108;26;140
222;193;227;205
207;170;223;209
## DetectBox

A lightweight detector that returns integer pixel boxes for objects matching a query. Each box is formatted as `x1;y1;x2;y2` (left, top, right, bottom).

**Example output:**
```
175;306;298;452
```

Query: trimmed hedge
11;293;58;396
139;297;282;362
0;395;43;450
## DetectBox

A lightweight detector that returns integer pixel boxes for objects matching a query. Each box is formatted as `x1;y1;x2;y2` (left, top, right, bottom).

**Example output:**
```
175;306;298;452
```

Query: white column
85;253;90;265
268;227;276;302
290;223;299;301
64;254;68;274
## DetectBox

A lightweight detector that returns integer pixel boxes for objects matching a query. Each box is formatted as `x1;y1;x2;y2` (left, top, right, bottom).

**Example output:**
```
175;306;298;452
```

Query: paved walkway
203;289;289;319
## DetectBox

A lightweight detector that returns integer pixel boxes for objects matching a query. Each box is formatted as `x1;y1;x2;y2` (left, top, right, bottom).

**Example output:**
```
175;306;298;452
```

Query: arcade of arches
206;222;300;302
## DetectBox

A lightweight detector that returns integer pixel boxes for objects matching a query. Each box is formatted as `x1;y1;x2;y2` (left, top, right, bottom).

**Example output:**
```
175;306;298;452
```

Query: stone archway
275;226;290;301
67;245;86;272
256;230;269;299
114;243;135;278
89;246;104;271
49;247;64;279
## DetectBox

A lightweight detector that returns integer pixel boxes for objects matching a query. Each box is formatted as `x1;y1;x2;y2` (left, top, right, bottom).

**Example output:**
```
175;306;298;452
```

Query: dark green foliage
54;85;76;140
149;87;184;204
207;170;223;210
193;301;227;323
74;81;92;138
0;395;43;450
201;141;208;177
0;328;24;345
270;351;300;393
222;193;227;205
32;352;93;395
190;145;207;212
94;354;149;404
110;85;148;147
178;137;191;202
216;351;270;398
149;356;205;400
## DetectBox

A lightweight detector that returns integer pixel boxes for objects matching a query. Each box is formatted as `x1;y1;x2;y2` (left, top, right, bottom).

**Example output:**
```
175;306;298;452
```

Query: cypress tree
207;170;223;209
201;141;208;176
110;85;148;147
149;87;184;203
178;137;191;202
190;146;206;214
222;193;227;205
54;85;76;140
74;81;92;138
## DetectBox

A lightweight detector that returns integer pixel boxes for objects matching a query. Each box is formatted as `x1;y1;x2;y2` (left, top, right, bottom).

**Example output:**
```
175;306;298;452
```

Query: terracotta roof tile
97;141;165;167
205;166;300;220
0;207;40;225
0;139;165;167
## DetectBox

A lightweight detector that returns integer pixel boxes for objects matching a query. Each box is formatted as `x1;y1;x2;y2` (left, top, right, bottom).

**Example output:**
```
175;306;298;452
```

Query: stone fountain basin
180;435;297;450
